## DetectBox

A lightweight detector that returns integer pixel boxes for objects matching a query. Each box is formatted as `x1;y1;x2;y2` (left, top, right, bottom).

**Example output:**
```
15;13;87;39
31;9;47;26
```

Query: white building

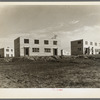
14;36;61;57
0;47;14;57
61;49;70;56
71;39;100;55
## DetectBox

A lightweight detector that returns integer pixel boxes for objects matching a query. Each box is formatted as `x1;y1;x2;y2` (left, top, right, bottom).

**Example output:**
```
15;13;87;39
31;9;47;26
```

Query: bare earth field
0;56;100;88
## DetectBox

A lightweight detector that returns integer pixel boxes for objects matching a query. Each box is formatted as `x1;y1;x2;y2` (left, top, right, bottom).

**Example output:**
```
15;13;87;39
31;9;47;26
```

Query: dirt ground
0;56;100;88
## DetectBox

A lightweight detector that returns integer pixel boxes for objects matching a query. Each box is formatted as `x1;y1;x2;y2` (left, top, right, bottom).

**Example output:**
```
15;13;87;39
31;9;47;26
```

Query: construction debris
0;55;100;63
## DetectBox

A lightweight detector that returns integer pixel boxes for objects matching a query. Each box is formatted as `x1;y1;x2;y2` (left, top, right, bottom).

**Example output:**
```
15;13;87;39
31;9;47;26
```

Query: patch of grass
0;57;100;88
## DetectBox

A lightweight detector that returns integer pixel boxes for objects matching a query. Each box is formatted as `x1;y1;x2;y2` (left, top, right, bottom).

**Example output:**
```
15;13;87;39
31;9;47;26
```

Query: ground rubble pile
0;55;100;63
12;56;62;62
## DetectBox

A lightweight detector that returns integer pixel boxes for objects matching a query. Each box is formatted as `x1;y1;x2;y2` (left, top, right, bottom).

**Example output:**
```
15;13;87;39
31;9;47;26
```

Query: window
44;40;49;45
44;48;51;53
32;48;39;52
6;49;9;52
90;42;93;45
24;39;29;43
53;41;57;45
95;43;97;46
34;40;39;44
78;41;81;44
85;41;88;45
11;49;13;52
78;48;81;51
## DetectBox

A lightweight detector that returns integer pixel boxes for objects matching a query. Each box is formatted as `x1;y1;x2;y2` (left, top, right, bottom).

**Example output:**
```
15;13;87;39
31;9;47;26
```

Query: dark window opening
34;40;39;44
11;49;13;52
90;42;93;45
95;43;97;46
32;48;39;52
78;41;81;44
44;40;49;45
44;48;51;53
24;39;29;43
78;48;81;51
6;49;9;52
53;41;57;45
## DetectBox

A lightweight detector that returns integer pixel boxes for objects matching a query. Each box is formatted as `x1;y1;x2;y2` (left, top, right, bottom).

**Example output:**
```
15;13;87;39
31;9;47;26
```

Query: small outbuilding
61;49;70;56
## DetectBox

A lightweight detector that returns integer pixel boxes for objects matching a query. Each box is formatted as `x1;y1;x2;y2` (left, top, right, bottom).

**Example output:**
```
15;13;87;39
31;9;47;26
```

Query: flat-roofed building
71;39;100;55
0;47;14;57
14;36;61;57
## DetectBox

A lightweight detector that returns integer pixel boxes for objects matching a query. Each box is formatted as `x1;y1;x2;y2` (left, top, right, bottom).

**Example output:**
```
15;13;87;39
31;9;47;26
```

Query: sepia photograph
0;3;100;89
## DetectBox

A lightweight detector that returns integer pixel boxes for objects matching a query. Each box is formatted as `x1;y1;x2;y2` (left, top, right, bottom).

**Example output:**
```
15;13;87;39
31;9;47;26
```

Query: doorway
53;49;58;56
84;48;90;55
24;47;29;56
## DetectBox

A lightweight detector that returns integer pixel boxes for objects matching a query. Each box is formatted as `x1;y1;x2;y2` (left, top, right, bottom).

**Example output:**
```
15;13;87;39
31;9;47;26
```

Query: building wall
14;37;20;57
0;48;4;57
4;47;14;57
71;39;100;55
0;47;14;57
14;36;61;57
71;39;83;55
83;40;100;55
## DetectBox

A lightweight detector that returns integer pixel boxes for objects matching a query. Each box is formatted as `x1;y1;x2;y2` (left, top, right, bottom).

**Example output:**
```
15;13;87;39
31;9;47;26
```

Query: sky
0;5;100;52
